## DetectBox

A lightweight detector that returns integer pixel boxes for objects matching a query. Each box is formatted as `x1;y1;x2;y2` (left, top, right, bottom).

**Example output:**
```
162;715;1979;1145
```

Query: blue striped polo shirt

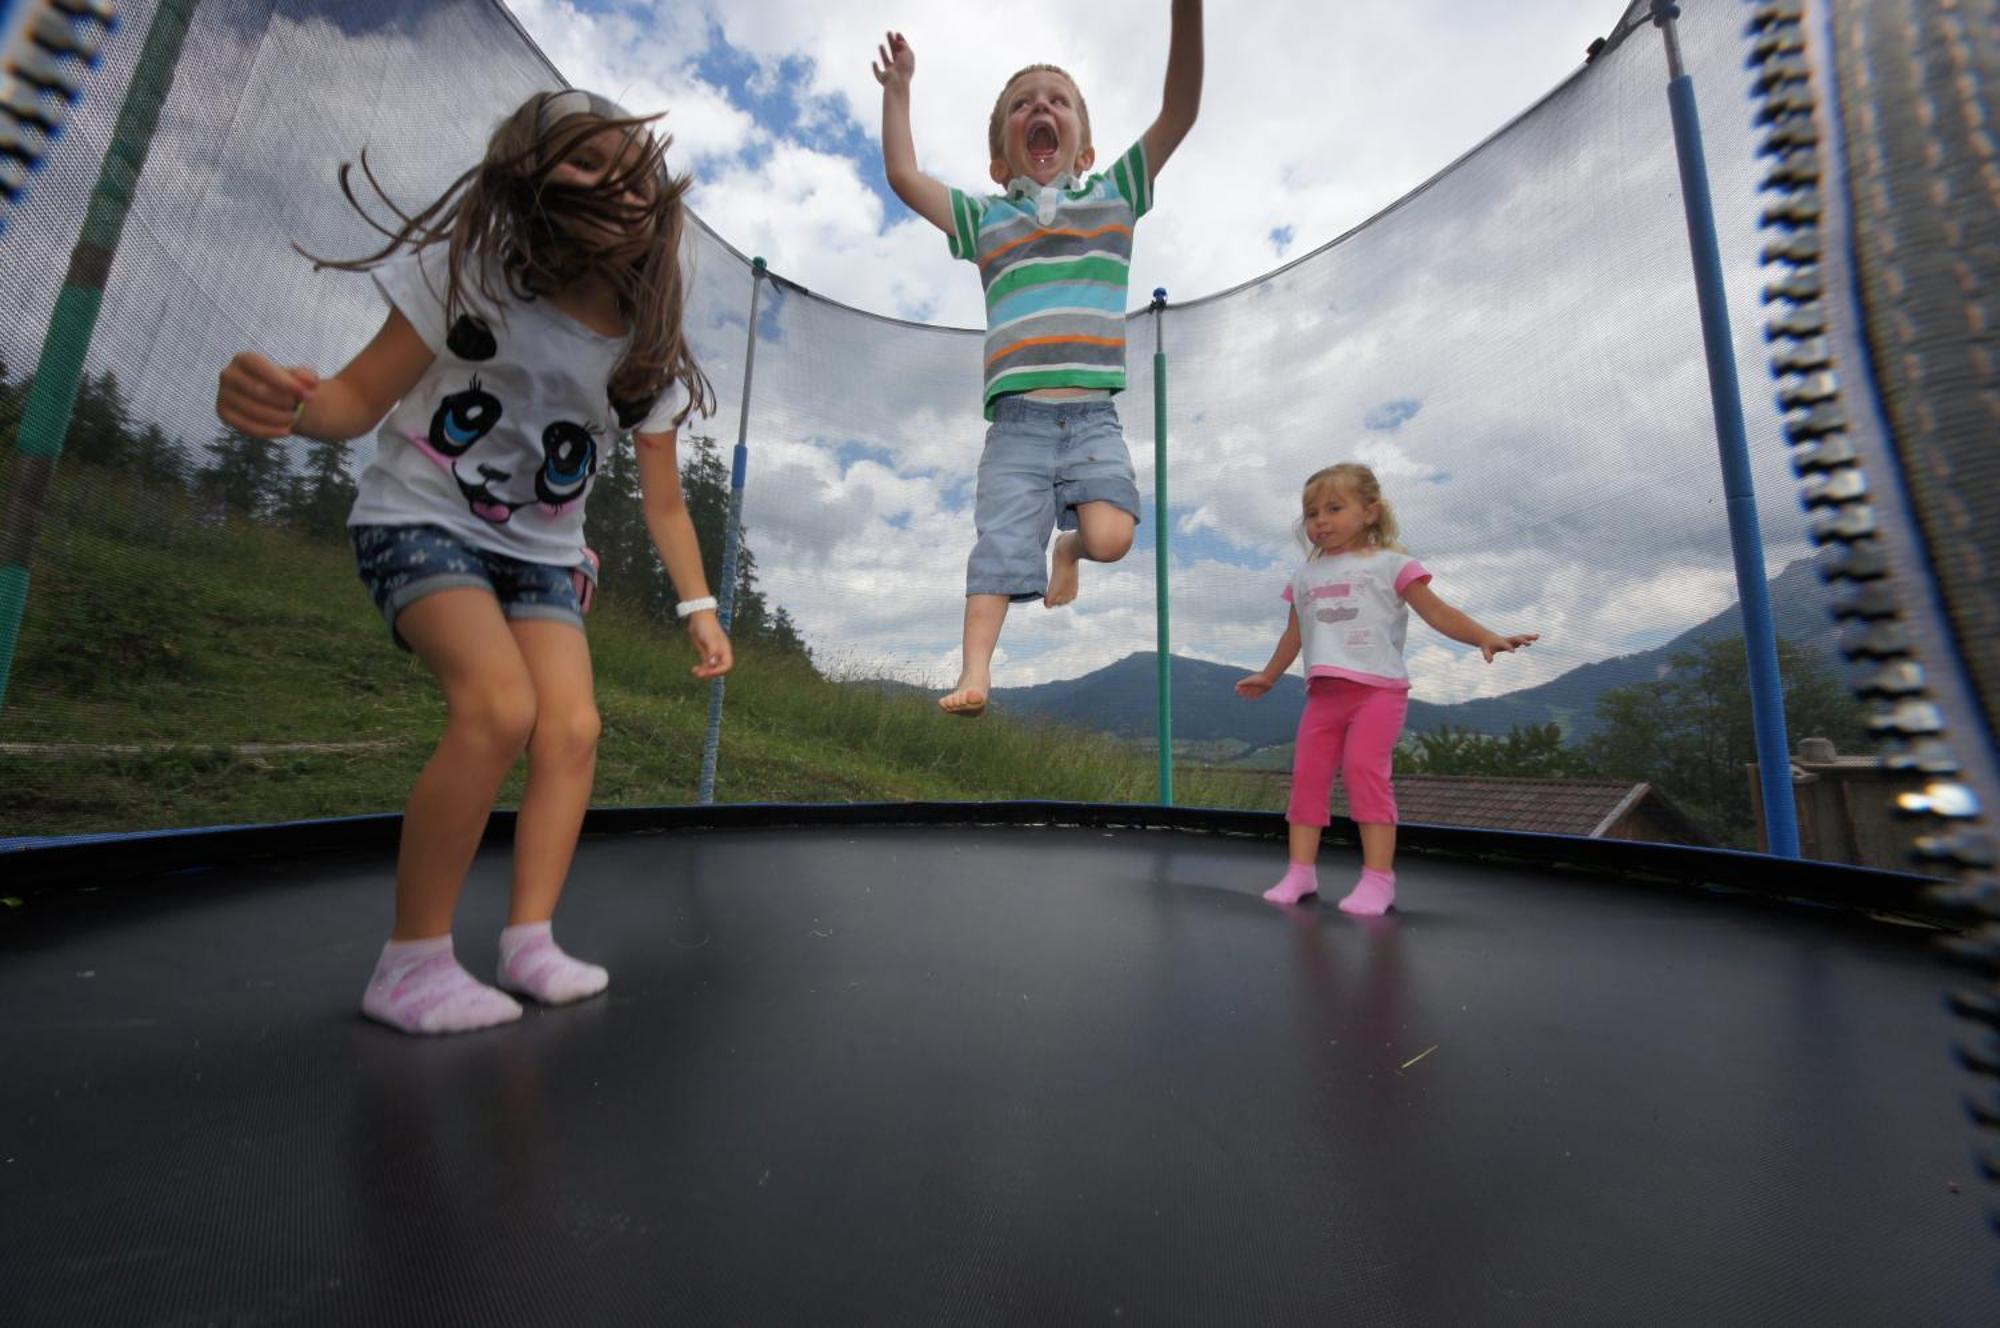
947;141;1151;418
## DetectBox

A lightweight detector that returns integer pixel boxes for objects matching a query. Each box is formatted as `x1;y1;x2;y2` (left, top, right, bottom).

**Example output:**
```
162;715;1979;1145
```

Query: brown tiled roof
1329;775;1700;840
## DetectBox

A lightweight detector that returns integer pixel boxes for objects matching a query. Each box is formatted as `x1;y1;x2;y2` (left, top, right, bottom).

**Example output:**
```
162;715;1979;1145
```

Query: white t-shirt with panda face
347;246;687;569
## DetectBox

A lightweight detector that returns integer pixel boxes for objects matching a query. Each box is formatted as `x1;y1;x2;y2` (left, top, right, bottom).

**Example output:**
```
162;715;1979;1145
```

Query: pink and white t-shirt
1281;548;1432;689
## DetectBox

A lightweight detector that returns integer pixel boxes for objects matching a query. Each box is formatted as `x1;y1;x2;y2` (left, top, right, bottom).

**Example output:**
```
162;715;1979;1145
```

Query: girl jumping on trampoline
214;89;728;1034
1235;463;1536;915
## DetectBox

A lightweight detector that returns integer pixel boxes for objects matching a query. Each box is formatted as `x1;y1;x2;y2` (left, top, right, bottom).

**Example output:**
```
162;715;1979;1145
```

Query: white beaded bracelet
675;596;718;620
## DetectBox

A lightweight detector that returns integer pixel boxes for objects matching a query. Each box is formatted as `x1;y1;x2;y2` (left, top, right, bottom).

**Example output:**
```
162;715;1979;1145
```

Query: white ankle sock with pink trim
497;922;609;1006
361;936;522;1035
1337;868;1397;916
1262;862;1320;905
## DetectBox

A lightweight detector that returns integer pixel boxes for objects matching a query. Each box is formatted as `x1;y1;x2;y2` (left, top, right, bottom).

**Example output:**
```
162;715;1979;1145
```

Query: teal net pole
0;0;197;715
1151;288;1172;806
697;255;765;804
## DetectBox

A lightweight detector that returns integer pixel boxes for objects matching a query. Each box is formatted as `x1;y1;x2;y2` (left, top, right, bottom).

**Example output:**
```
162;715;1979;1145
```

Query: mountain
989;557;1842;749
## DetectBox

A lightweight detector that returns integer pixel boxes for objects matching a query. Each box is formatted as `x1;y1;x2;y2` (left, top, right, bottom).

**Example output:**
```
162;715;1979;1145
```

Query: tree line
0;360;808;658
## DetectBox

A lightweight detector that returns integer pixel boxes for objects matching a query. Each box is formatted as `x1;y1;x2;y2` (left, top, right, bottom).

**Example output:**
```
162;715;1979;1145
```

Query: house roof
1329;775;1716;845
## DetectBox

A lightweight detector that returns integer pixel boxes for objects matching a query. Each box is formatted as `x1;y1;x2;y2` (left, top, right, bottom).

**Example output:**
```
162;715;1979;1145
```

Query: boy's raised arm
1140;0;1203;183
873;31;957;236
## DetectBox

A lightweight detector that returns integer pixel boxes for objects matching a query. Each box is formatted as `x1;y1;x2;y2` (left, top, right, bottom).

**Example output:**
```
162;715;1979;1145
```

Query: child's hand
871;31;916;91
1235;672;1274;700
1480;632;1538;662
686;612;733;679
217;352;319;438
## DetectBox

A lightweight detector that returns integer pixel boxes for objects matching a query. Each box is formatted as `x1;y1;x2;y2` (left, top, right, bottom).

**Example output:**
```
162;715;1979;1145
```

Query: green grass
1;469;1254;836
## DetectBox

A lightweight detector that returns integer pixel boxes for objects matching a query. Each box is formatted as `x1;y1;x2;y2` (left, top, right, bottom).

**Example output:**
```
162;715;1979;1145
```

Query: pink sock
361;937;522;1035
498;922;609;1006
1338;868;1397;916
1262;862;1320;905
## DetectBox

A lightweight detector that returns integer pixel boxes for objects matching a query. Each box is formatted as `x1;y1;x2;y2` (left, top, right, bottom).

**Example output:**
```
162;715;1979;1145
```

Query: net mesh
0;0;1889;860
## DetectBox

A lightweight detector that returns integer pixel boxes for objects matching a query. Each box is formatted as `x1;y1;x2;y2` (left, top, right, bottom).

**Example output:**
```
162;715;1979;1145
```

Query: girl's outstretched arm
634;427;734;679
1403;582;1538;662
1142;0;1203;182
1236;606;1301;699
216;308;433;442
872;31;955;236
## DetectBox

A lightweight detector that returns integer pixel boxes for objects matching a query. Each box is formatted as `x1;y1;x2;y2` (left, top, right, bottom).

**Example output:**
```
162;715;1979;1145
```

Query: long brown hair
303;89;713;426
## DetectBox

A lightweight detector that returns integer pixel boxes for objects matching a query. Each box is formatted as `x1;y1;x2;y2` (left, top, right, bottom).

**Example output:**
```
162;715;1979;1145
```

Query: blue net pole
697;255;765;805
1656;2;1800;857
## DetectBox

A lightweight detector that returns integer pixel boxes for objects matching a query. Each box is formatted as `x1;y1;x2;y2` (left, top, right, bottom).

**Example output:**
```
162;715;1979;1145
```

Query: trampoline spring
1761;228;1822;264
6;42;90;99
1766;302;1828;338
1754;87;1816;123
1882;736;1962;776
1837;613;1904;654
1869;699;1946;738
1831;577;1897;617
1749;27;1808;62
1761;149;1823;189
1802;468;1868;506
1777;369;1841;409
1966;1085;2000;1127
0;114;46;160
1818;538;1891;583
1771;336;1832;373
1857;661;1930;700
1940;933;2000;976
1922;832;1997;872
1744;1;1805;35
1;82;63;131
1751;56;1813;95
0;154;25;199
1791;435;1858;474
1764;270;1824;304
1943;984;2000;1028
1953;1035;2000;1079
1761;190;1823;227
28;7;114;61
1898;781;1985;821
1759;115;1820;154
1813;504;1878;545
1784;402;1849;441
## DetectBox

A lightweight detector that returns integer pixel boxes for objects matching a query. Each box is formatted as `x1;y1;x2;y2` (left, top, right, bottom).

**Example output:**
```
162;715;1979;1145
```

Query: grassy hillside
0;469;1253;837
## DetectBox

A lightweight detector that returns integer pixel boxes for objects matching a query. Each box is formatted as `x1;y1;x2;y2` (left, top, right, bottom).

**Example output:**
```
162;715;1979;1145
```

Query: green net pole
1150;288;1172;806
0;0;199;714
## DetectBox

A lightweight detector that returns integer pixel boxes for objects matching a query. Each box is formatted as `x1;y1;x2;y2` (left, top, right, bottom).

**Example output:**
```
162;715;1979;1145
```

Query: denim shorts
968;395;1142;601
350;523;588;650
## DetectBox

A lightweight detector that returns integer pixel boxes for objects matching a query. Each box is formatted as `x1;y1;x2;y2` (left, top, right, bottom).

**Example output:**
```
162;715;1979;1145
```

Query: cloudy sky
4;0;1820;709
489;0;1810;699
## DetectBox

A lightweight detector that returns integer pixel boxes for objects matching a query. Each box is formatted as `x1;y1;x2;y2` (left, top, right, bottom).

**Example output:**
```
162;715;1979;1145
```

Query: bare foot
939;679;988;717
1043;533;1081;608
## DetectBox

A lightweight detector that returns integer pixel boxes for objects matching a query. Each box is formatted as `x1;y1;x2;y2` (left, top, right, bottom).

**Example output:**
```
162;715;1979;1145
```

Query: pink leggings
1286;677;1409;826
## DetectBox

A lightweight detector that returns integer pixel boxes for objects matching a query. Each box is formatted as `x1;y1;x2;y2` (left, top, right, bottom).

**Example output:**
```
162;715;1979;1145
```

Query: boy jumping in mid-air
872;2;1203;716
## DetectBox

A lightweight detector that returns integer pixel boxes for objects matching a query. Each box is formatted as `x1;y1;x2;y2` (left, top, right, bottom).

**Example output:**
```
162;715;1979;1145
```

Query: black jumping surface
2;823;1992;1324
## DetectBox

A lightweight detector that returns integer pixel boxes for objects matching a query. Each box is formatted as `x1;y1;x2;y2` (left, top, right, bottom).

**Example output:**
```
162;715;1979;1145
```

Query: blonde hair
988;64;1092;161
303;89;714;427
1298;462;1404;556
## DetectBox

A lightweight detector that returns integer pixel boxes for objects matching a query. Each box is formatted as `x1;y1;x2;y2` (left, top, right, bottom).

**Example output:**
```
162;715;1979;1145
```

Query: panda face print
536;420;600;512
426;376;503;458
446;314;498;362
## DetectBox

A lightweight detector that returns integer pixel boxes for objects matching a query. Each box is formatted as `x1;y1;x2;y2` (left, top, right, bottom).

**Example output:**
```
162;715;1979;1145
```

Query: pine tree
65;370;137;468
131;423;187;489
199;426;291;519
279;438;357;540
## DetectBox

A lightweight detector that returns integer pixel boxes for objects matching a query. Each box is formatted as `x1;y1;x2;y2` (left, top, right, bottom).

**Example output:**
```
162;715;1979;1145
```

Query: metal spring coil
0;1;118;227
1743;0;1999;1230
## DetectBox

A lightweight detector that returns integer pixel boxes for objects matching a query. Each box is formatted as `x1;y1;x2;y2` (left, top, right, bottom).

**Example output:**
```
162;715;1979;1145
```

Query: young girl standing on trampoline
214;90;727;1034
1236;463;1536;915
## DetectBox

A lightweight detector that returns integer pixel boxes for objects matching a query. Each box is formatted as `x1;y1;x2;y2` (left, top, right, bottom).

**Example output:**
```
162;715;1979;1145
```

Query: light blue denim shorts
351;523;587;650
968;395;1142;601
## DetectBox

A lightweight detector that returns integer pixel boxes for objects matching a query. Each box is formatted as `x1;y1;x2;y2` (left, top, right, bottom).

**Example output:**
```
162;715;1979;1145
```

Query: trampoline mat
1;823;1992;1324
